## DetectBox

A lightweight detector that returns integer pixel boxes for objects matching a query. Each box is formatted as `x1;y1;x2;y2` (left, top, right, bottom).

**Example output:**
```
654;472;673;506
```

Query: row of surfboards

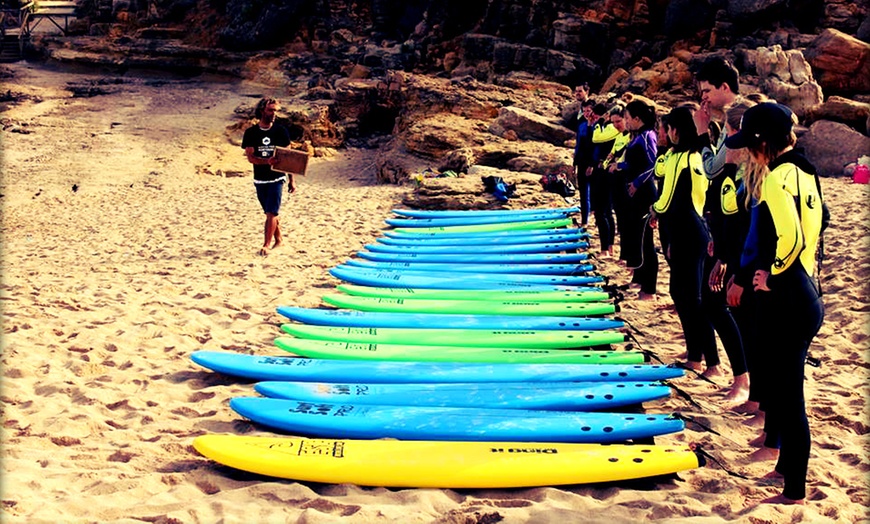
192;207;703;488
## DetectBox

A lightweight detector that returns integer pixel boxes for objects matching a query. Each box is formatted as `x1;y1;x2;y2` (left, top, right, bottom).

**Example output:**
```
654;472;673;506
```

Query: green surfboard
322;294;616;316
274;337;645;364
392;218;573;234
280;324;626;348
336;284;613;303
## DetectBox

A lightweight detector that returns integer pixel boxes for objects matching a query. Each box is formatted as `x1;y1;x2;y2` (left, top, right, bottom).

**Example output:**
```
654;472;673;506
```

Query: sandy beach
1;62;868;523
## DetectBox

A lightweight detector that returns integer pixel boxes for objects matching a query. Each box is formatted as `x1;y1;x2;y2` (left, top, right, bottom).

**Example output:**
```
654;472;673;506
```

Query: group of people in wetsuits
571;57;827;505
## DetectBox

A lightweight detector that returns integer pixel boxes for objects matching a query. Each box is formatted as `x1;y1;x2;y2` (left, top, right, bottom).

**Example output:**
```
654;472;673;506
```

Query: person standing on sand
243;97;292;256
572;92;594;226
725;102;827;505
587;102;620;257
617;100;659;299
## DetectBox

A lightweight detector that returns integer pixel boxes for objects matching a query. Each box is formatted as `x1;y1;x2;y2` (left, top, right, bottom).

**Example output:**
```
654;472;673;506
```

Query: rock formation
17;0;870;207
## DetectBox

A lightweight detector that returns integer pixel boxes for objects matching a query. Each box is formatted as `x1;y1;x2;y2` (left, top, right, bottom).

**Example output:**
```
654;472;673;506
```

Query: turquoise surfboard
190;351;685;383
254;380;671;411
230;397;685;443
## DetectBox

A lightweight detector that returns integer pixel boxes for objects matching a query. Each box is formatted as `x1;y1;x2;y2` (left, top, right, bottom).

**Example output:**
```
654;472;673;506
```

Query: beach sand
1;62;868;523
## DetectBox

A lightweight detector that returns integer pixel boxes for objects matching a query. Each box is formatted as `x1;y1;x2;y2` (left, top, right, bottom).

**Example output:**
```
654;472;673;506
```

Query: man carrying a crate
243;97;292;256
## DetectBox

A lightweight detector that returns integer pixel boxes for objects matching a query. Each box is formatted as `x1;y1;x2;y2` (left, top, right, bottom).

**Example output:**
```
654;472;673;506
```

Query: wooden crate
272;147;309;175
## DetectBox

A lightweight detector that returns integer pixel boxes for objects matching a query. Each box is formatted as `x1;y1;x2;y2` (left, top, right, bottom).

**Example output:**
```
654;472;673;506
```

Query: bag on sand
541;173;576;197
482;176;516;202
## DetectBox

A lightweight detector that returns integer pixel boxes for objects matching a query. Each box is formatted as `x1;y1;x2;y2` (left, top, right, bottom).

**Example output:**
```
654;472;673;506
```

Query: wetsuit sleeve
654;153;668;178
627;131;659;186
761;174;803;275
699;132;727;180
735;202;764;288
653;159;680;214
592;123;620;144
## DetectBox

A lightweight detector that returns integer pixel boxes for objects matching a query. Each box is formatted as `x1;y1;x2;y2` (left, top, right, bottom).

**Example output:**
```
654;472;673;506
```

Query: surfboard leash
671;361;720;386
619;318;646;338
688;444;749;480
665;382;706;411
673;412;722;436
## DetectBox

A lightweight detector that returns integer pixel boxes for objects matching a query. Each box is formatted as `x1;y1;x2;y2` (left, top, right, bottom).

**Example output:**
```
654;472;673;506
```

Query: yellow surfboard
194;435;702;488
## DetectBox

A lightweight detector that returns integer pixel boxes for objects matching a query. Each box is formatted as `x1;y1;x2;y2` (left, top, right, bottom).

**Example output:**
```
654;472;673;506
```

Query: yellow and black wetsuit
589;121;620;251
749;149;826;502
652;148;721;366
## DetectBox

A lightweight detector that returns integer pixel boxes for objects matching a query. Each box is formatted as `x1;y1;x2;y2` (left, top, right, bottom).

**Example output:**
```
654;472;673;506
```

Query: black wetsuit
653;148;716;365
618;128;658;294
702;165;747;376
736;150;827;501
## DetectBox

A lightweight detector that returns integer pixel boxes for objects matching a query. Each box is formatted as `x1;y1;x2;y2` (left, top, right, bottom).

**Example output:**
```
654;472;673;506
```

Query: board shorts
255;178;285;215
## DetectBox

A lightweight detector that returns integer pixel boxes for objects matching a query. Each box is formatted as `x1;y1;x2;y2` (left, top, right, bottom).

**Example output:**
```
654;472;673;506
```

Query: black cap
724;102;795;149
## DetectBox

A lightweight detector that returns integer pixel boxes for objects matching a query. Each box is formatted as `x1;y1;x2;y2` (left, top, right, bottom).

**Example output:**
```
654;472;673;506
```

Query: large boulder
807;96;870;135
797;120;870;177
622;56;694;98
489;106;575;146
443;141;574;177
403;113;490;158
755;45;823;118
803;28;870;96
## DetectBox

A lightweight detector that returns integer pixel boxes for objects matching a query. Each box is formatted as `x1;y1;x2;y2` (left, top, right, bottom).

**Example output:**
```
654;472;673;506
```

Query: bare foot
745;414;765;429
732;400;760;415
682;360;703;372
725;387;749;405
272;239;283;249
761;494;804;505
638;291;656;301
723;382;750;405
749;446;779;462
702;365;725;378
748;432;767;447
259;246;269;256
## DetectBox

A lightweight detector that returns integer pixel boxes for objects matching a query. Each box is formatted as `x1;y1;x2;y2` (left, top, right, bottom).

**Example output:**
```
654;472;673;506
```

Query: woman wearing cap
725;102;827;504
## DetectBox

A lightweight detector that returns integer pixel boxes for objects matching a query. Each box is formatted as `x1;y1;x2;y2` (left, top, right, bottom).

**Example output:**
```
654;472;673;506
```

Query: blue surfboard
385;212;575;228
254;380;671;411
230;397;684;443
392;207;580;218
364;242;588;254
377;232;587;246
190;351;685;383
357;251;591;264
345;259;595;275
329;267;595;290
331;266;604;287
276;306;623;330
383;227;585;239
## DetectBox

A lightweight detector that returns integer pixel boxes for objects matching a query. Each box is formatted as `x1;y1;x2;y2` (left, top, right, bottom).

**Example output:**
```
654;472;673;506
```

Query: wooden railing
22;0;78;37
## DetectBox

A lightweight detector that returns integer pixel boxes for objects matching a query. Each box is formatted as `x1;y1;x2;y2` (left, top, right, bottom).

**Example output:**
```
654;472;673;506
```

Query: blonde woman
725;102;828;505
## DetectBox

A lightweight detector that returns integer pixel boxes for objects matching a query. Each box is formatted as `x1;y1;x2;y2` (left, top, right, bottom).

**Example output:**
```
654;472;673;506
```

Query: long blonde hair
743;132;797;207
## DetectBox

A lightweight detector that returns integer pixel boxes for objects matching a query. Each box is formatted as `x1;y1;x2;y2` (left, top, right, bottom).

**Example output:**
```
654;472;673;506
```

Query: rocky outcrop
400;169;566;210
488;106;575;146
797;120;870;177
803;28;870;96
403;113;490;158
807;96;870;135
754;45;823;118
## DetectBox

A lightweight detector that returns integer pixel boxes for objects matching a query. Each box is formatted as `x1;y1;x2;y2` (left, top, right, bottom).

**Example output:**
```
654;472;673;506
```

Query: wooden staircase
0;0;77;61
